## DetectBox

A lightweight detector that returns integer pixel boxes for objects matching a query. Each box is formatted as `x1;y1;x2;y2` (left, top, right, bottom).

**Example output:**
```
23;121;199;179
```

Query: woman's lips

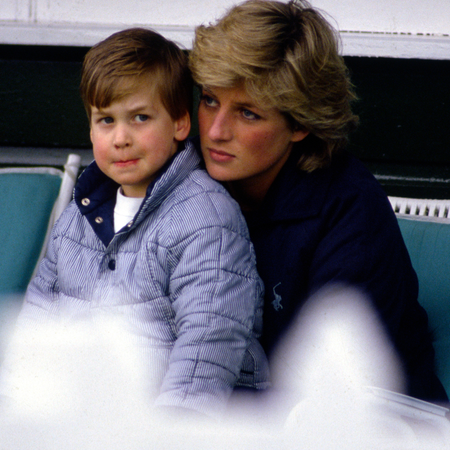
208;148;235;163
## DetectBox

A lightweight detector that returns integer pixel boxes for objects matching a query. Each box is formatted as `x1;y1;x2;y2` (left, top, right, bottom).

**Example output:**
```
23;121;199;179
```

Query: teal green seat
0;171;62;295
0;155;81;362
0;169;61;363
398;216;450;397
0;154;81;297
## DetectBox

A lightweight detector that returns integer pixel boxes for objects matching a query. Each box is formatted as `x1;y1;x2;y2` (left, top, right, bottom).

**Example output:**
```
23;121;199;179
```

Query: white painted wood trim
0;22;194;50
0;21;449;59
340;32;450;60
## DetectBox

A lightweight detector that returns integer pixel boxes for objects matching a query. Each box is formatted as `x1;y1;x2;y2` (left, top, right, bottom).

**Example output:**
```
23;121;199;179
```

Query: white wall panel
0;0;449;58
0;2;17;21
0;0;31;21
313;0;450;35
34;0;236;26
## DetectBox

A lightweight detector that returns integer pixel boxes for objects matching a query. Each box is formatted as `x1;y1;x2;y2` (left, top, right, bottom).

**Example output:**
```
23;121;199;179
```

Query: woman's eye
135;114;149;123
242;109;259;120
201;94;218;108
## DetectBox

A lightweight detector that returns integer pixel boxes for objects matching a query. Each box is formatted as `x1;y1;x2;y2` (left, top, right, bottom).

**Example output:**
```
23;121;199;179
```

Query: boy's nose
113;124;131;148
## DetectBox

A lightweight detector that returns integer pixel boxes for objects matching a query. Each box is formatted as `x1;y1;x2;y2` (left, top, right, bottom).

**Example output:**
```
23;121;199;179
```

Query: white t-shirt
114;188;144;233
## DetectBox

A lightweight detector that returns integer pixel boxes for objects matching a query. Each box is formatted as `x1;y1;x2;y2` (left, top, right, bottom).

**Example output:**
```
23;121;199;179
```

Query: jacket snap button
81;198;90;206
95;216;103;224
108;259;116;271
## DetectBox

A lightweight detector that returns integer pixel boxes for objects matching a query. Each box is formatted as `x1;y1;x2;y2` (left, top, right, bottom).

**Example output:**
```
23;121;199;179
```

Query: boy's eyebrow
127;104;153;114
90;106;109;115
90;103;154;115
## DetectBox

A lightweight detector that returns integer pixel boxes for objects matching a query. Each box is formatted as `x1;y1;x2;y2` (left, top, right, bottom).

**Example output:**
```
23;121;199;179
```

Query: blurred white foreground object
271;284;450;449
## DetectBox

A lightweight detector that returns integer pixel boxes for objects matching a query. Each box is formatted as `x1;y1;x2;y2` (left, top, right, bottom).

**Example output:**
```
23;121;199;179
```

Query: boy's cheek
90;129;107;152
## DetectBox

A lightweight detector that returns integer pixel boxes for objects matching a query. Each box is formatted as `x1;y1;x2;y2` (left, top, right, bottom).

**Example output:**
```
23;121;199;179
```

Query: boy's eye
135;114;149;123
99;116;114;124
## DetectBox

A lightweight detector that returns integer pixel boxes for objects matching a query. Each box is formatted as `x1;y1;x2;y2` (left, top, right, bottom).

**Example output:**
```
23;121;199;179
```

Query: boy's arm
16;229;61;328
153;192;265;419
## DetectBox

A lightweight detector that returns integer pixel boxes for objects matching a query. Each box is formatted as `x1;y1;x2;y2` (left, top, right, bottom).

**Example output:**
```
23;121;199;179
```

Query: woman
189;0;447;403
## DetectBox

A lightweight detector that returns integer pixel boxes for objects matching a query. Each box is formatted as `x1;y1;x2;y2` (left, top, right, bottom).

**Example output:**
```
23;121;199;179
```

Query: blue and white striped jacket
15;140;269;418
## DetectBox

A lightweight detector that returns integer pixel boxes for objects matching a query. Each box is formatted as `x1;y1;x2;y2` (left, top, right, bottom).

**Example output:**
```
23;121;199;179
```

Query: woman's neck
224;146;293;212
225;178;271;212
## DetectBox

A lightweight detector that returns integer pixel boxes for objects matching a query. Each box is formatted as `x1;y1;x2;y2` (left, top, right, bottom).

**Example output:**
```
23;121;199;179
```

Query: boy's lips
207;147;235;163
114;158;139;167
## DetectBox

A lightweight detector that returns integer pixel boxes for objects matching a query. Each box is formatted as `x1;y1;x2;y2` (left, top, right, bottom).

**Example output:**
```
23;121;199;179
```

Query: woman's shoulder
266;150;388;222
331;151;384;190
315;152;400;240
320;152;387;206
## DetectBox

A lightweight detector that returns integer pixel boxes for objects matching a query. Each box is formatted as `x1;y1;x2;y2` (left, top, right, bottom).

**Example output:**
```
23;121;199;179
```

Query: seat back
397;214;450;397
0;154;80;362
0;169;62;294
0;154;81;295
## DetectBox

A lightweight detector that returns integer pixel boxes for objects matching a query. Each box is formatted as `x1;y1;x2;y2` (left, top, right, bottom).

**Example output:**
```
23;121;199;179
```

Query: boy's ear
174;112;191;141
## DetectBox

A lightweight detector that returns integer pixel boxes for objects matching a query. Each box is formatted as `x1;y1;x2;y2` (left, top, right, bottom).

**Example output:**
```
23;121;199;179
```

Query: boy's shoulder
163;137;234;200
52;199;92;235
153;141;248;234
170;165;244;224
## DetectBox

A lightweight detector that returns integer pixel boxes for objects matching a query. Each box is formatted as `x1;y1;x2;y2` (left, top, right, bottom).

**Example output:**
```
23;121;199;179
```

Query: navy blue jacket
244;148;447;403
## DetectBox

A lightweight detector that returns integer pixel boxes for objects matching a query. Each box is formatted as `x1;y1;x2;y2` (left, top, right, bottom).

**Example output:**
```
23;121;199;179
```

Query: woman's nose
207;111;233;142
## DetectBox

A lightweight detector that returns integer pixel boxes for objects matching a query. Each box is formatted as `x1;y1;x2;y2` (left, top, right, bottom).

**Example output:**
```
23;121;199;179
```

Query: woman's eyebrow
201;86;216;96
234;101;257;109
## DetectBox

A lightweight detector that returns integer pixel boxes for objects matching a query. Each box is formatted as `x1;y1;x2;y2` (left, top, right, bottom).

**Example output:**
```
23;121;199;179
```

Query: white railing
389;196;450;219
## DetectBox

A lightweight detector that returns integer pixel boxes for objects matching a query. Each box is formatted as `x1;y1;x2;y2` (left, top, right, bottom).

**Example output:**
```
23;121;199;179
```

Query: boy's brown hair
189;0;359;172
80;27;192;123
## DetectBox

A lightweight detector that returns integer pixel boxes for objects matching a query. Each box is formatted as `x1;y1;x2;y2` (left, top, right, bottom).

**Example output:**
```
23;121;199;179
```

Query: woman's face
198;84;308;204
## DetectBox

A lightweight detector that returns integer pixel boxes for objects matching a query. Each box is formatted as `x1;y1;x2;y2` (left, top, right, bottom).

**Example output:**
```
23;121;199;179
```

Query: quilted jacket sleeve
153;184;266;418
14;206;68;327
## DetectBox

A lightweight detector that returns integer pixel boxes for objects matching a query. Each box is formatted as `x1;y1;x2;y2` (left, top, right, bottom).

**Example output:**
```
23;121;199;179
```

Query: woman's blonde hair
189;0;358;171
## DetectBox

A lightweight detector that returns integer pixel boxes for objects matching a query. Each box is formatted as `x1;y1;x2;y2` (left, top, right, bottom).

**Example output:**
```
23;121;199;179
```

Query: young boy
1;28;269;419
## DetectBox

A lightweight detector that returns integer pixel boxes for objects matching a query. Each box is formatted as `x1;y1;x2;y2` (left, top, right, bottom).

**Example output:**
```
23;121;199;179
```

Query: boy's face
90;81;190;198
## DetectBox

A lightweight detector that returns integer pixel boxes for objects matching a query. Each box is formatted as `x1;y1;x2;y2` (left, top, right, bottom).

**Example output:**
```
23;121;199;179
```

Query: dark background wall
345;57;450;199
1;44;449;198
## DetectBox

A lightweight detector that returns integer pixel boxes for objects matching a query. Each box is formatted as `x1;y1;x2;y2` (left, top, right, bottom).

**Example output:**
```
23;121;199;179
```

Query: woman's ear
291;128;309;143
174;112;191;141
